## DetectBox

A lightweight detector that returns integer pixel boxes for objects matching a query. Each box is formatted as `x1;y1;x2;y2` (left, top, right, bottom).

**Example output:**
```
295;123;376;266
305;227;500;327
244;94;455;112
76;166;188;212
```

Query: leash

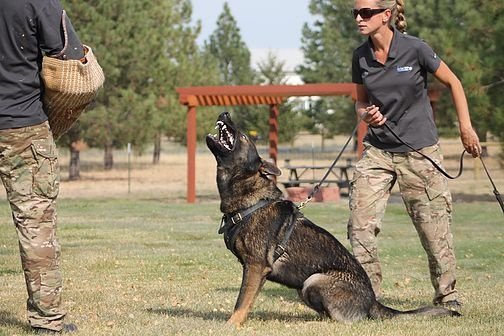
384;123;503;214
297;116;503;215
478;156;504;214
297;118;363;210
383;123;465;179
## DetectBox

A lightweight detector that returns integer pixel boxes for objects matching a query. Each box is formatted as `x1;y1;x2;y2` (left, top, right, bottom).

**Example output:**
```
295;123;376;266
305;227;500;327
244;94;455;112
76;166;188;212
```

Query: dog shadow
148;286;317;323
216;286;300;301
147;307;317;323
0;310;31;332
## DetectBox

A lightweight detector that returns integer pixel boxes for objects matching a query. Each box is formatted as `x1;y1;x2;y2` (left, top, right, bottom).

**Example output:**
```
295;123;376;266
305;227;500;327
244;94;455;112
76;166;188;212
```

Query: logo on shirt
396;66;413;73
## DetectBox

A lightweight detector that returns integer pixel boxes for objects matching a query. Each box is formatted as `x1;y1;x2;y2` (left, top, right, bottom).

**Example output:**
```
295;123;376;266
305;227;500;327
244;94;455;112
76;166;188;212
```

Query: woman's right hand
362;105;387;127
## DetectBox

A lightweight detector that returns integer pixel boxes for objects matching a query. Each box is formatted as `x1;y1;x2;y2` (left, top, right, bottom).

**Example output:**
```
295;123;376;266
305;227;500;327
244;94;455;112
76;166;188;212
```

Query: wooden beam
175;83;360;203
176;83;356;99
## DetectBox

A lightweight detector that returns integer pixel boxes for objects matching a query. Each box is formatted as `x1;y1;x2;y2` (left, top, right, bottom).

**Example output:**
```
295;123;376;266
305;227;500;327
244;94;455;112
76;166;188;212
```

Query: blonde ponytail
376;0;407;33
395;0;407;33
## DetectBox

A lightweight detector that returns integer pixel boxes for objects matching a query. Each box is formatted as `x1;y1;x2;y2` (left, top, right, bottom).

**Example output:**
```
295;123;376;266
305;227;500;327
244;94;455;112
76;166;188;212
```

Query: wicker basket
41;45;104;139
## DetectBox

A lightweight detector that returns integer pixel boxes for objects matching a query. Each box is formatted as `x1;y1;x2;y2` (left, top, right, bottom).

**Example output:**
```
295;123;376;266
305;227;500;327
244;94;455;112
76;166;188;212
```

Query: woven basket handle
50;10;69;59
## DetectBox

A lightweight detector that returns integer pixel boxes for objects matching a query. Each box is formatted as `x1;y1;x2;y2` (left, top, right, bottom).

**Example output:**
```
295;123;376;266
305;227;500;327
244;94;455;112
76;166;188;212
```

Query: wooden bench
280;159;354;193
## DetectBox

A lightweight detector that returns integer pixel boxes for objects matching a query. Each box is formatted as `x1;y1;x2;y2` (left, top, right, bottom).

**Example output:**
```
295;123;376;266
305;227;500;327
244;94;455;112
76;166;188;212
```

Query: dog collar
219;199;274;234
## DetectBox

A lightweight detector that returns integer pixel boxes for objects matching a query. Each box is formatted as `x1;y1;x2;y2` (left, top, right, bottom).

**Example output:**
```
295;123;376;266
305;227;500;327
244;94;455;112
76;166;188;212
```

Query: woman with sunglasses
348;0;481;309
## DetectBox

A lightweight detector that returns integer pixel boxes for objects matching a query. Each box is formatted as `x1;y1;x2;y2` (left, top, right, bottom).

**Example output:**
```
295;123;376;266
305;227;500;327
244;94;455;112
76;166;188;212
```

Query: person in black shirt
0;0;84;332
348;0;480;308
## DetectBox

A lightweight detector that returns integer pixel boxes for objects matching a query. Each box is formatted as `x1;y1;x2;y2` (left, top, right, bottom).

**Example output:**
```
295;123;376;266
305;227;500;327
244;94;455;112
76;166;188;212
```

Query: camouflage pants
348;143;458;304
0;121;66;331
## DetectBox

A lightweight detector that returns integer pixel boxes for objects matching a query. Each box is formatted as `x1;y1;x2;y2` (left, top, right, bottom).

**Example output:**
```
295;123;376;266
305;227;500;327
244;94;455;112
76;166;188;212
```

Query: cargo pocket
417;145;447;202
31;139;60;199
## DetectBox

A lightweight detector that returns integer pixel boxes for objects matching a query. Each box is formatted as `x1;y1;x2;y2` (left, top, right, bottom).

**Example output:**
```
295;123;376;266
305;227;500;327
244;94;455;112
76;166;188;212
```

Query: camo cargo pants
0;121;66;331
348;142;458;304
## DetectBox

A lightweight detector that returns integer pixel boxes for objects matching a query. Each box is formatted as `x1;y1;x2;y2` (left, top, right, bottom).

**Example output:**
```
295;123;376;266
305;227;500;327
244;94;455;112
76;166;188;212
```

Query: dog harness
219;199;299;263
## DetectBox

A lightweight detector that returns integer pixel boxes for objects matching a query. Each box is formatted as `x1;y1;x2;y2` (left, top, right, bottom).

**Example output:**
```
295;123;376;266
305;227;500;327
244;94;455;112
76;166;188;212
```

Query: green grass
0;199;503;335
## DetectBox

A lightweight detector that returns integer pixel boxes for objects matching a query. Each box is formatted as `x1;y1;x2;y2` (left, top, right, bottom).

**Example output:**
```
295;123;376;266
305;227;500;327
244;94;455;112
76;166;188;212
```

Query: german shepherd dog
206;112;460;327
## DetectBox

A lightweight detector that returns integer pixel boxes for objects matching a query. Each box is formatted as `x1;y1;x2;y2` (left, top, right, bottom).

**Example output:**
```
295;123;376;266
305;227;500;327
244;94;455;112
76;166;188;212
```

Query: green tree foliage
405;0;495;142
204;2;261;135
489;7;504;147
61;0;219;168
299;0;503;154
205;2;254;85
298;0;362;139
256;52;308;144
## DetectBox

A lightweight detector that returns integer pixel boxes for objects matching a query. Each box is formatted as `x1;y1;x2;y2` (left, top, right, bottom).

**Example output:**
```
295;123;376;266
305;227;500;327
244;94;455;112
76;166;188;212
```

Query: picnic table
281;158;354;192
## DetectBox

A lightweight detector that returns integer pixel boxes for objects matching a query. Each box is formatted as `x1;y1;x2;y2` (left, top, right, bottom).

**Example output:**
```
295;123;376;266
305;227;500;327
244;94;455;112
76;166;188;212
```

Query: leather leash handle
384;122;503;215
383;122;465;180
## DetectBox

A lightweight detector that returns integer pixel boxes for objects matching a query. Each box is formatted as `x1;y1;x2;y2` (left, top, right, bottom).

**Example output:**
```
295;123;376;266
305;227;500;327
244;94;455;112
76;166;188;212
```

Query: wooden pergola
176;83;363;203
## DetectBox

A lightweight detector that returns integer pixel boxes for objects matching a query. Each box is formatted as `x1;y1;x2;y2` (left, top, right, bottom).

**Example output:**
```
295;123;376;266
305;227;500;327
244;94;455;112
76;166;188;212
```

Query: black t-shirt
352;27;441;152
0;0;83;130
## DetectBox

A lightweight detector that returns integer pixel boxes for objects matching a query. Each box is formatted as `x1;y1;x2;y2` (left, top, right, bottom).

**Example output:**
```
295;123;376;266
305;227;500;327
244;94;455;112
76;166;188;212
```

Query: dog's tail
369;301;462;319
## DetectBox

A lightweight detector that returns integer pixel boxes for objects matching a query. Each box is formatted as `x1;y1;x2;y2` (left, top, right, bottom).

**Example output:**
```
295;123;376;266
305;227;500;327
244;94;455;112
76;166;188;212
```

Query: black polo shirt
0;0;83;130
352;27;441;152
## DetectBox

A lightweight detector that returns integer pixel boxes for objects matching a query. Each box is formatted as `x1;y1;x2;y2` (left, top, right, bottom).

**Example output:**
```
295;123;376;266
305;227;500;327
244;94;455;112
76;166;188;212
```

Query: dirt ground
1;135;502;204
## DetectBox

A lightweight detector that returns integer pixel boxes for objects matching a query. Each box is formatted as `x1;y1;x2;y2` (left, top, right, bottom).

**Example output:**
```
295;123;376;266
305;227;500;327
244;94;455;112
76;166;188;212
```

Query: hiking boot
435;300;462;309
32;323;78;334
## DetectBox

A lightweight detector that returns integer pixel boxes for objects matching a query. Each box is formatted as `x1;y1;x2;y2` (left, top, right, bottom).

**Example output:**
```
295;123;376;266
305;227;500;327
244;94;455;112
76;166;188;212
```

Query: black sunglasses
352;8;387;19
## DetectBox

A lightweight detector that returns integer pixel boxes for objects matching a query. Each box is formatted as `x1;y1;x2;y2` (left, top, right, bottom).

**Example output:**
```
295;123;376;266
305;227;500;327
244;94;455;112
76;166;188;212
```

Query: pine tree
204;2;263;137
205;2;254;85
60;0;216;169
298;0;362;140
256;52;307;144
406;0;502;152
299;0;503;157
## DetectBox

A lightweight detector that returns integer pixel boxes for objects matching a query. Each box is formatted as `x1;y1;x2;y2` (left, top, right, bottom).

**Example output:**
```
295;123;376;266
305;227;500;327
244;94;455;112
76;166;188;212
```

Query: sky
190;0;315;74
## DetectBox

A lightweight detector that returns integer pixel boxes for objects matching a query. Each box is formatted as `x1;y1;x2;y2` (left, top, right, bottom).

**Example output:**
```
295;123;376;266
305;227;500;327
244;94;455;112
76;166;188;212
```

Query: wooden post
176;83;360;203
187;105;197;203
269;104;279;164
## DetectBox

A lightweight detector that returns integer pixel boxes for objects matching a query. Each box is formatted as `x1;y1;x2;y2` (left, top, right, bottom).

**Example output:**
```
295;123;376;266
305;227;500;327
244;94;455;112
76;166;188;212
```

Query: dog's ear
260;159;282;176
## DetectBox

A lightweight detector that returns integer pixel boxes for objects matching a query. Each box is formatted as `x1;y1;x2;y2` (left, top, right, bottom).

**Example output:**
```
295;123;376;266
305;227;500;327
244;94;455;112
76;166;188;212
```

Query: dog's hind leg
301;273;371;323
227;263;271;327
297;288;329;319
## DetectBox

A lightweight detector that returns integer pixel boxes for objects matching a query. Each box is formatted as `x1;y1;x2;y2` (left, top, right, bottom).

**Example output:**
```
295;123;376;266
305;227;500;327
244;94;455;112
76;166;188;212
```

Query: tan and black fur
206;112;460;327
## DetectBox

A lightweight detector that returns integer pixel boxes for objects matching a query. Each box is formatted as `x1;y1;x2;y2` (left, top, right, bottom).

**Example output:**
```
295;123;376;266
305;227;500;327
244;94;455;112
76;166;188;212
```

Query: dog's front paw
226;314;245;328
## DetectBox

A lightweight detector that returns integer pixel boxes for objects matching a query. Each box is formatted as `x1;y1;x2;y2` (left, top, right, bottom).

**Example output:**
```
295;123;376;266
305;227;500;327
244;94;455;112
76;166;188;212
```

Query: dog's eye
241;134;247;139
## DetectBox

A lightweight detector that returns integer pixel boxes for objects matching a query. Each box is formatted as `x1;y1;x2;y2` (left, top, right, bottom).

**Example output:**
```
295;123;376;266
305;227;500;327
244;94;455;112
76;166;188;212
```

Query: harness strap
219;199;274;258
273;210;300;262
219;199;273;234
219;200;303;262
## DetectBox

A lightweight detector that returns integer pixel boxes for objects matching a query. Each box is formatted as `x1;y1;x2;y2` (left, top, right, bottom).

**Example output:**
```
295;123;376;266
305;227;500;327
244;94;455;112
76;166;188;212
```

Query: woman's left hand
460;127;481;158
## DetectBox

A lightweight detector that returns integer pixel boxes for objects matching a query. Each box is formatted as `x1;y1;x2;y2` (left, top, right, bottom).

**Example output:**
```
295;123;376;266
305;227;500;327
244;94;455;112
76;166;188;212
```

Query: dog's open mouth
209;119;236;152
